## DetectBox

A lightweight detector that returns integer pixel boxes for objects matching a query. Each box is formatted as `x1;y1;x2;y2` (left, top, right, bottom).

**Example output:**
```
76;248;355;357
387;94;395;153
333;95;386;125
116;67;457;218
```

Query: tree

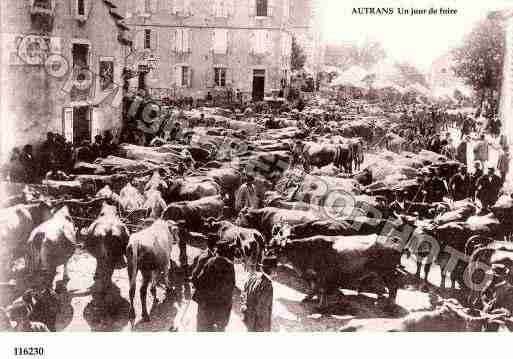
324;40;386;70
451;15;504;107
291;36;307;71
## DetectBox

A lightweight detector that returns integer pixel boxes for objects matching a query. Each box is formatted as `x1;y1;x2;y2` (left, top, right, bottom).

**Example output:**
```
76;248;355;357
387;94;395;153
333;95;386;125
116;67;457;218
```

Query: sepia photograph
2;1;513;351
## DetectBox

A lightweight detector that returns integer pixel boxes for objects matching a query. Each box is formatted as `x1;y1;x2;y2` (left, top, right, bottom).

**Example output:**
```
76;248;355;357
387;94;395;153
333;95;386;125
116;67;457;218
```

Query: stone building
0;0;131;160
116;0;314;101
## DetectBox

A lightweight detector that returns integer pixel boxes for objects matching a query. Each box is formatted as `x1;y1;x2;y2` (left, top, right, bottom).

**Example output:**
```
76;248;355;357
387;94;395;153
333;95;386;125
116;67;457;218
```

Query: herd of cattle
1;106;513;331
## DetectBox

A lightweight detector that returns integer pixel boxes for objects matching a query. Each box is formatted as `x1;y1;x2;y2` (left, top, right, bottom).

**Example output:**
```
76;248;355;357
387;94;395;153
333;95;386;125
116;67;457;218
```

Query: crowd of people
2;130;117;183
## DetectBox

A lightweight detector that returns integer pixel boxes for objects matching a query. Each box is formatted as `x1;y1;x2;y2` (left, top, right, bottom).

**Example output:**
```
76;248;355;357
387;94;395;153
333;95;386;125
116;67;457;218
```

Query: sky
318;0;513;71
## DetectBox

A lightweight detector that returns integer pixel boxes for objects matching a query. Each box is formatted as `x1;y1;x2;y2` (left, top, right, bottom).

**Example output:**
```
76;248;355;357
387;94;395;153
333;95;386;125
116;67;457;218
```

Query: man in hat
241;255;278;332
235;173;260;213
424;167;448;203
497;146;510;185
448;165;472;201
473;133;489;169
456;135;469;165
476;166;502;212
470;161;484;201
191;234;235;332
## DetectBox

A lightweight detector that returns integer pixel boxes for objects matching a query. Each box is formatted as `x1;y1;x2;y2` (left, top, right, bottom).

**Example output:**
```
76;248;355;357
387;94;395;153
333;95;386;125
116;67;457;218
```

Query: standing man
473;134;489;169
448;165;471;201
497;146;510;185
470;161;484;201
235;174;260;213
475;166;502;213
191;235;235;332
456;135;469;166
241;255;278;332
424;168;448;203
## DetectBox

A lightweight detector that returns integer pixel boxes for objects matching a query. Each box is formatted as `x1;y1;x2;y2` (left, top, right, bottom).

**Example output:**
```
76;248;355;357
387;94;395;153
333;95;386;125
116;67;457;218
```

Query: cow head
203;217;222;232
165;220;180;245
235;207;257;228
268;222;292;251
99;202;118;218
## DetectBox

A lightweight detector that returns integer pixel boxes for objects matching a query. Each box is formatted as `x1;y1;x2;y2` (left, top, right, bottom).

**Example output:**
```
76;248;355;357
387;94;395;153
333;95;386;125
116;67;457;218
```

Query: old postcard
1;0;513;355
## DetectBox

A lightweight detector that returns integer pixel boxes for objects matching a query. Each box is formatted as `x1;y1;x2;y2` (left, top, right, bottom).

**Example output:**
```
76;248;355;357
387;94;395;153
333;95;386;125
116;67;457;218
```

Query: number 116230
14;347;44;356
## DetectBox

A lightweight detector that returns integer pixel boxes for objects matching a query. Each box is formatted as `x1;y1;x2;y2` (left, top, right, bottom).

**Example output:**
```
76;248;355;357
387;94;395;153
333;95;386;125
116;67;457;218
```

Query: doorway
73;106;91;144
252;69;265;101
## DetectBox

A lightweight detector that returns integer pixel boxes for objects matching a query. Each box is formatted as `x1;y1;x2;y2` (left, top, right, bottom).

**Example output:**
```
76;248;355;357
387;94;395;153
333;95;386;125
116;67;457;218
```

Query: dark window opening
77;0;85;15
72;43;89;69
256;0;268;16
34;0;52;10
144;29;151;49
181;66;190;87
214;68;226;87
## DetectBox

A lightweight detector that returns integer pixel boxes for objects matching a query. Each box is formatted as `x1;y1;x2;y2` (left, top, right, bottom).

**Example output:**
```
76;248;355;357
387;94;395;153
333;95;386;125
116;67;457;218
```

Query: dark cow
205;218;265;272
410;213;504;289
353;168;373;186
236;207;322;241
126;220;180;322
25;206;76;290
303;142;353;173
340;298;508;332
162;195;224;231
269;234;402;308
84;203;130;293
11;288;60;331
491;195;513;236
0;202;53;278
166;177;220;202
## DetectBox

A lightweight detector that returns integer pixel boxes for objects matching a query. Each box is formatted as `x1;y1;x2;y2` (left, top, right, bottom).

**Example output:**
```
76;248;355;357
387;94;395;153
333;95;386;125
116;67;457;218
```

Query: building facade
0;0;131;160
117;0;313;101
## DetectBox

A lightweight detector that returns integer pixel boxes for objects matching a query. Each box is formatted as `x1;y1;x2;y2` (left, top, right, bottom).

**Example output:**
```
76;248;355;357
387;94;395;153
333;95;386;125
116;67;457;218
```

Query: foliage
291;36;307;71
324;40;387;70
451;15;505;94
395;62;428;88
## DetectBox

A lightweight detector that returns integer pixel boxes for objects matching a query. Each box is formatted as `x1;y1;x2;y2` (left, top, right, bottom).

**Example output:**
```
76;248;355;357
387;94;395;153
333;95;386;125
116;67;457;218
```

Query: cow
142;189;167;219
410;213;504;289
95;185;121;203
119;182;145;213
236;207;322;241
126;220;180;322
83;202;130;293
353;168;373;186
350;138;365;172
144;170;168;193
204;218;265;272
165;177;220;202
339;297;509;332
303;142;353;174
25;206;76;291
268;234;402;308
10;288;60;331
0;202;53;279
162;195;224;232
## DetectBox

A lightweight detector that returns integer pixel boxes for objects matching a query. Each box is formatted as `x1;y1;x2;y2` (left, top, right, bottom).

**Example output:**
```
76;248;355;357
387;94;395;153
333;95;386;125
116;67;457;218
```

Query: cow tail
26;232;44;274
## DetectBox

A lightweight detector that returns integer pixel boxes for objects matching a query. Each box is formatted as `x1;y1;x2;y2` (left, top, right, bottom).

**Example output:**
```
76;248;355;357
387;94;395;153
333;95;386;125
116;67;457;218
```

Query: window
213;29;228;54
72;43;89;68
181;66;190;87
214;67;227;87
214;0;229;17
144;29;151;49
77;0;85;15
173;0;191;15
175;28;190;53
34;0;52;10
253;30;268;54
256;0;268;16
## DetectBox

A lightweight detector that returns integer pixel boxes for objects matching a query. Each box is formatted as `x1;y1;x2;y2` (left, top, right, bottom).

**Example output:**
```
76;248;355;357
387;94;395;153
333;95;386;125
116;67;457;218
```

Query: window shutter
171;29;177;53
185;29;191;53
150;0;158;13
248;0;256;17
50;36;61;54
268;0;274;16
173;65;179;86
265;30;272;53
173;0;182;14
250;30;256;54
283;0;289;18
136;29;145;50
63;107;74;142
185;0;192;15
84;0;91;19
188;68;193;88
136;0;145;13
228;0;235;16
151;29;159;50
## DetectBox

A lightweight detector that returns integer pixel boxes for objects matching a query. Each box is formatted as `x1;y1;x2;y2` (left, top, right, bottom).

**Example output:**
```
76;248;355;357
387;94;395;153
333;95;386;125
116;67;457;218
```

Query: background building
116;0;315;101
0;0;131;160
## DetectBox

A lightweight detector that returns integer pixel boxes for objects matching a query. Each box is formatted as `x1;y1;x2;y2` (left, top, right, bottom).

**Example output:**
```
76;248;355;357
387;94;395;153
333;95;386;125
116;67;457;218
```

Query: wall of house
119;0;296;98
0;0;127;160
